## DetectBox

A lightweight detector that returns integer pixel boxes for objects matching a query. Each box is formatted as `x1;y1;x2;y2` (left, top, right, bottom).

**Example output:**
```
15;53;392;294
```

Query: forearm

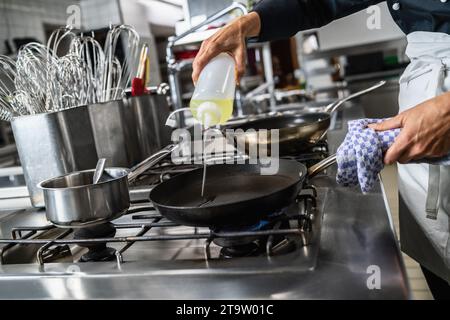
239;12;261;38
252;0;385;42
369;91;450;164
436;91;450;115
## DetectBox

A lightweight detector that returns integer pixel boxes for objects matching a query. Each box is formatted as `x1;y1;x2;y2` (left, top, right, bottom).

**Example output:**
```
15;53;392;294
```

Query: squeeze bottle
189;53;236;127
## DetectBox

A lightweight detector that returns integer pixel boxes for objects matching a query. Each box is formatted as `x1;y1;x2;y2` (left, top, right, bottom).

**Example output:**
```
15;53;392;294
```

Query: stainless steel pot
123;93;172;159
88;99;141;167
38;145;177;228
88;84;172;168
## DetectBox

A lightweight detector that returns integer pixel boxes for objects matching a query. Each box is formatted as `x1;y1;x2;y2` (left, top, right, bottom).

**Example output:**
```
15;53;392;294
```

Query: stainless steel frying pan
225;81;386;155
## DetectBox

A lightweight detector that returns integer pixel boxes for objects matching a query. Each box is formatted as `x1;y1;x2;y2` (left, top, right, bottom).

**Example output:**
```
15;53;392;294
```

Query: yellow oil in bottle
190;99;233;198
189;99;233;127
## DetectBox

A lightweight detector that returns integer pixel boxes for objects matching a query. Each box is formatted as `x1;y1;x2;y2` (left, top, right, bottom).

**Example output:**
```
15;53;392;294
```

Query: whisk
0;55;18;119
77;35;105;104
48;54;93;110
47;26;78;57
0;25;143;120
11;90;36;115
102;25;140;102
0;55;28;119
15;43;57;113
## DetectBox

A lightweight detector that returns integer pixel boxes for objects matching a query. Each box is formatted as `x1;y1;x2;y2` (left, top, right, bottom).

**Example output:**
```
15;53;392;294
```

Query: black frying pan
149;155;336;228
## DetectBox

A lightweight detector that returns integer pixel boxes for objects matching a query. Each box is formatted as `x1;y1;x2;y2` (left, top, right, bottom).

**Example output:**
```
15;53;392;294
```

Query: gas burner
213;234;260;248
212;222;265;250
74;223;117;262
219;243;261;258
78;247;116;262
211;210;296;259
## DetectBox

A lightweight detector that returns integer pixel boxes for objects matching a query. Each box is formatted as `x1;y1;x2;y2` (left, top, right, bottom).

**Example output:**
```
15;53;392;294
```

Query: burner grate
0;191;317;267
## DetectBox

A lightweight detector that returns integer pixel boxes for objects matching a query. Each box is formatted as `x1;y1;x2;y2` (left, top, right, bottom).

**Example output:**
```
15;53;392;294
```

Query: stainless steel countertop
0;102;410;299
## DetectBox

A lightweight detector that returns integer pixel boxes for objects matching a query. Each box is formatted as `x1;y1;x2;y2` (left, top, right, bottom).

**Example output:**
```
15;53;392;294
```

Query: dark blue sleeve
252;0;386;41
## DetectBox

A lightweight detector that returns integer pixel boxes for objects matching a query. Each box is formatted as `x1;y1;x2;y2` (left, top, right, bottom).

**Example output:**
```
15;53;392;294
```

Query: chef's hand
369;92;450;164
192;12;261;85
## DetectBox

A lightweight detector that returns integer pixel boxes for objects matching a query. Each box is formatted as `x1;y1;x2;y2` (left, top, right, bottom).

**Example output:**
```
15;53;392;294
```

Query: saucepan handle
128;144;178;183
307;154;337;178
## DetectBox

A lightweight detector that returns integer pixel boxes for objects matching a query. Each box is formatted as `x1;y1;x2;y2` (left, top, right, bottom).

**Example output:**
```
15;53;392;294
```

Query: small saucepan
38;145;177;228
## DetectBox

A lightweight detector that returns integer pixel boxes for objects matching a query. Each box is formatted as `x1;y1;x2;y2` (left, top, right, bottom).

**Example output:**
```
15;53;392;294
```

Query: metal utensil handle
307;154;337;178
324;80;386;114
128;144;178;183
93;158;106;184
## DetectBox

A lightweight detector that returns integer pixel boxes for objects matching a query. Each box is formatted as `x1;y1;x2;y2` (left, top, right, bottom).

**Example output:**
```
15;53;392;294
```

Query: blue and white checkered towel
336;118;450;193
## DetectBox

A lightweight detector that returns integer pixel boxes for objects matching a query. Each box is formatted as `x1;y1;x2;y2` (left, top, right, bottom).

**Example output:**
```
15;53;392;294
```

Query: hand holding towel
336;118;450;193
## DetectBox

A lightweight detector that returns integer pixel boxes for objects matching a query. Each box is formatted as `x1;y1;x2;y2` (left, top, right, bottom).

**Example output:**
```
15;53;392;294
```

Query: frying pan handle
324;80;386;114
307;154;337;178
128;144;178;183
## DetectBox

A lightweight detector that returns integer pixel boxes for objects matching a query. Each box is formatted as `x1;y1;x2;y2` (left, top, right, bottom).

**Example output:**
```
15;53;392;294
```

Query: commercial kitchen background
0;0;431;299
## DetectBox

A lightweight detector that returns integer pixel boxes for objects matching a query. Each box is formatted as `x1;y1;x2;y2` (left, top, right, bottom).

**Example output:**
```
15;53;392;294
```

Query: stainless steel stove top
0;176;327;266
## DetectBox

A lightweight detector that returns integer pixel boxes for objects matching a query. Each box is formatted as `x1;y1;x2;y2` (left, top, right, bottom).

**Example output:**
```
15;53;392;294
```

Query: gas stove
0;185;325;267
0;150;328;269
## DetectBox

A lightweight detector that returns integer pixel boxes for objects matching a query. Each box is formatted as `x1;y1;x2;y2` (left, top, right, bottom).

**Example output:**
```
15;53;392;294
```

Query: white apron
397;31;450;282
